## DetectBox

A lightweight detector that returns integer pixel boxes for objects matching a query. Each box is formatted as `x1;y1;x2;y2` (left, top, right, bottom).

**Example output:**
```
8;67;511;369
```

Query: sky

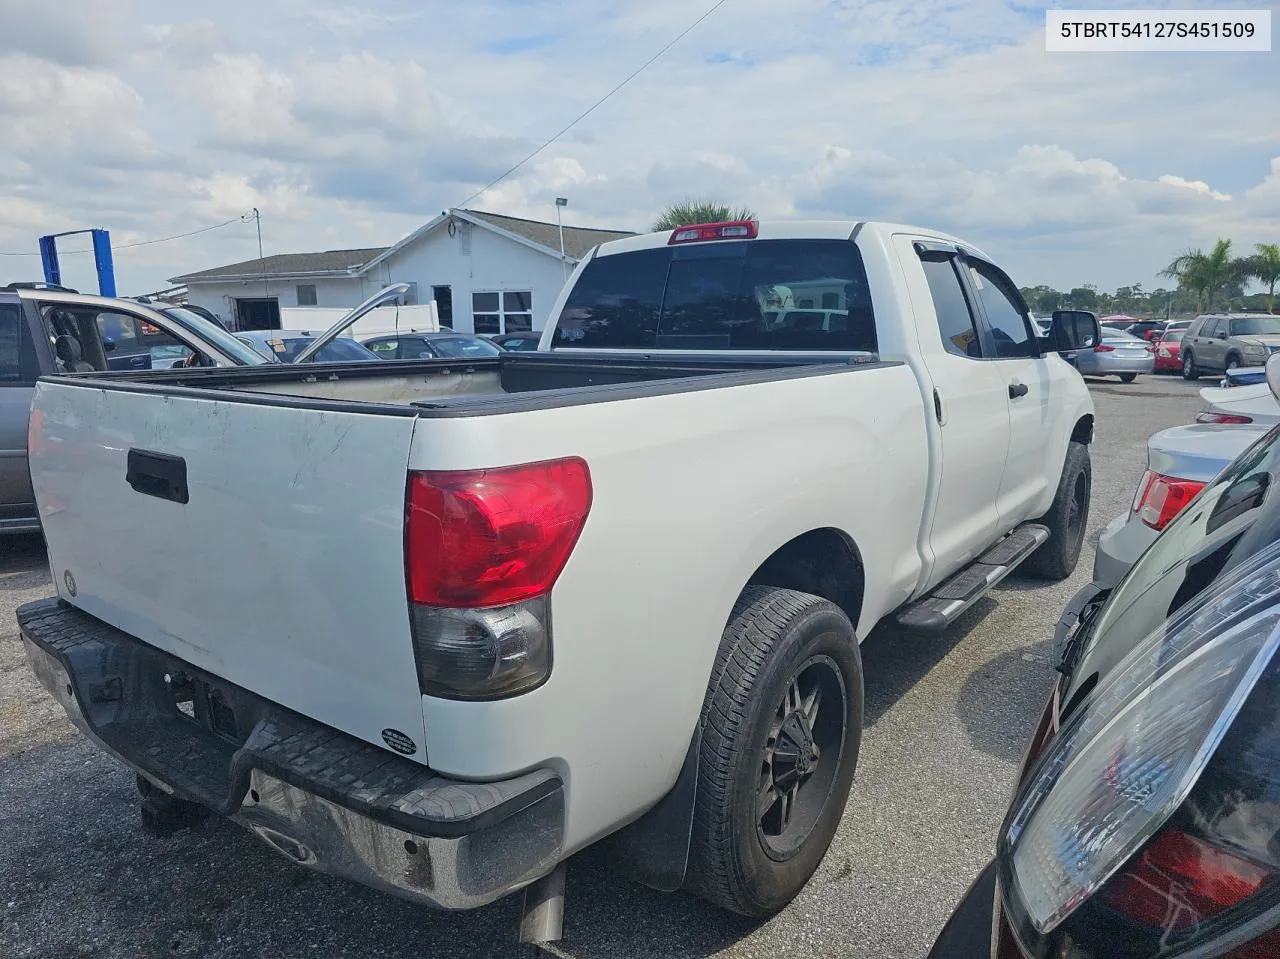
0;0;1277;296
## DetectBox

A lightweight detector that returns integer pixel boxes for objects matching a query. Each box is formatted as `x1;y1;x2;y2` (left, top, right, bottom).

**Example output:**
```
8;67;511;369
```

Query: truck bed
76;351;886;414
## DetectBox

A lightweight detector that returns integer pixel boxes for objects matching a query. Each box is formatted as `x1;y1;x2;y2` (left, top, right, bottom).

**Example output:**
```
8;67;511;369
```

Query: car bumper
1093;510;1155;588
18;597;565;912
1076;354;1155;375
928;860;999;957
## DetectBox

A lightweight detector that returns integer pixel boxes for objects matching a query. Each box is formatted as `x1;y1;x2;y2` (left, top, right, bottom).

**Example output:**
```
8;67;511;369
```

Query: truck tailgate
28;380;429;759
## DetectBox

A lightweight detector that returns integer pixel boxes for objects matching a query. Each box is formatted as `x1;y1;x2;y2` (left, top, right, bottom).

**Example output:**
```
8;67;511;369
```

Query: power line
0;214;250;256
454;0;730;210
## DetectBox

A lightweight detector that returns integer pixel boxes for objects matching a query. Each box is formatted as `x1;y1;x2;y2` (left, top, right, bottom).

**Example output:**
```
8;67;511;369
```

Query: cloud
0;0;1277;295
0;0;121;66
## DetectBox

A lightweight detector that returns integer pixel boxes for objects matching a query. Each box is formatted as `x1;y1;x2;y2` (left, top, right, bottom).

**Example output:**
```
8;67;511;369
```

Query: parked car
16;219;1097;942
1197;381;1280;427
1154;318;1192;341
1073;330;1154;382
930;356;1280;959
1152;328;1185;373
1181;311;1280;379
360;331;503;360
0;286;266;535
1093;422;1266;586
235;329;382;364
1219;366;1269;388
489;331;543;352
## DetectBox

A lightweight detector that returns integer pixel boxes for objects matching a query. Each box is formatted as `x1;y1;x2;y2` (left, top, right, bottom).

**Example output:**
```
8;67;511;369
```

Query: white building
171;208;635;334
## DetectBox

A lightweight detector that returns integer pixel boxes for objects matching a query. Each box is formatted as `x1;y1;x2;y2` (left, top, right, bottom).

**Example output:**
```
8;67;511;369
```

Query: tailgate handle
126;449;189;505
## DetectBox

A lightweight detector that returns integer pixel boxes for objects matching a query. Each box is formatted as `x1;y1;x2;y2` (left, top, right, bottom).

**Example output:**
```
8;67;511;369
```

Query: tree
1066;286;1099;311
1160;239;1244;312
651;200;757;232
1241;242;1280;312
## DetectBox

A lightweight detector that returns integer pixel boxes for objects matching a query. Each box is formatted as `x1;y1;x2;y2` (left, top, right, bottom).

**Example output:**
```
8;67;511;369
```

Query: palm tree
652;200;757;232
1160;239;1243;312
1241;242;1280;313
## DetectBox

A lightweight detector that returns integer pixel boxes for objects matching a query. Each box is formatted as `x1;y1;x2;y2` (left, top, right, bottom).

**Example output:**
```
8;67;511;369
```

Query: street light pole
555;198;568;281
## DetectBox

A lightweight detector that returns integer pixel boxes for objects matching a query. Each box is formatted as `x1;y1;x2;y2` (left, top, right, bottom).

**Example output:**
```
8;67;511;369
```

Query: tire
686;586;863;918
1024;441;1091;581
1118;373;1137;383
1182;351;1200;380
1226;354;1242;372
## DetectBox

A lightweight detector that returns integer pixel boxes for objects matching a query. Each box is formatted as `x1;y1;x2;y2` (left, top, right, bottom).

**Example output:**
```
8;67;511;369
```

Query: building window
296;284;317;306
472;291;533;334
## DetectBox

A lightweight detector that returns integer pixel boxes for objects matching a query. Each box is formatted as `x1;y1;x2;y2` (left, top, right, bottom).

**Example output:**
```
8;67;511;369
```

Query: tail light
668;220;758;244
1197;411;1255;425
996;540;1280;959
1131;471;1205;531
404;458;592;699
1094;344;1115;353
1101;828;1273;933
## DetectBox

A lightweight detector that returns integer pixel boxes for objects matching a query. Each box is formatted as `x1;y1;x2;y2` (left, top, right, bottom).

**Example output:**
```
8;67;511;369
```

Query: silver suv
1181;311;1280;380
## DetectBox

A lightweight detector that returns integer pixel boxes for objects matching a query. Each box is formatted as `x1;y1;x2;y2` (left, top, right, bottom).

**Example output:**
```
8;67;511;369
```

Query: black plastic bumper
928;860;998;958
18;597;564;910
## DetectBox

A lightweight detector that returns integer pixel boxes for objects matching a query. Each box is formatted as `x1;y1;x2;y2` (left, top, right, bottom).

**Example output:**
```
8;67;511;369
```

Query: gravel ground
0;375;1211;959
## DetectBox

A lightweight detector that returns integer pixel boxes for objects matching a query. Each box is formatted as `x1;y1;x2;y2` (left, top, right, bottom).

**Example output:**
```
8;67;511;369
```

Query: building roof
171;247;388;283
172;208;636;285
460;210;635;260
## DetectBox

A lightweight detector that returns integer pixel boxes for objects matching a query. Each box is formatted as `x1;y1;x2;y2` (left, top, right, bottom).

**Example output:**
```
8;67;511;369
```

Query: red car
1153;329;1184;373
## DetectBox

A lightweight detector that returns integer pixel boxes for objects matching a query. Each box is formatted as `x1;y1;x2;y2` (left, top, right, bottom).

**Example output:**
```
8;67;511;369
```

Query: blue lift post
38;229;116;297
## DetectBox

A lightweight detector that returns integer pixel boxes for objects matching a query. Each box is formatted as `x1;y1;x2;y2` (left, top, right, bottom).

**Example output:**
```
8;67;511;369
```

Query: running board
896;524;1050;632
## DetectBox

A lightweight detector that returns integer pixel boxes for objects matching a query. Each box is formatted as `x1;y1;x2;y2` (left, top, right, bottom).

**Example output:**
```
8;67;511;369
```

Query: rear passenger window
967;261;1037;359
920;258;981;358
552;240;876;352
0;304;23;382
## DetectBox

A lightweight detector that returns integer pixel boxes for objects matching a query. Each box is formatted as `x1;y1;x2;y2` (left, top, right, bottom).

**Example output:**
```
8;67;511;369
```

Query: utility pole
555;198;568;281
253;208;268;302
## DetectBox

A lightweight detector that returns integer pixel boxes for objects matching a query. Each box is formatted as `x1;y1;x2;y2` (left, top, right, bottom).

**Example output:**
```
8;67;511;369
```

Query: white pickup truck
18;219;1097;941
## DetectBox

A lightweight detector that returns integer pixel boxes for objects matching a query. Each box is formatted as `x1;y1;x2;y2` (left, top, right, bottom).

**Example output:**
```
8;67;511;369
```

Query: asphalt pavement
0;374;1213;959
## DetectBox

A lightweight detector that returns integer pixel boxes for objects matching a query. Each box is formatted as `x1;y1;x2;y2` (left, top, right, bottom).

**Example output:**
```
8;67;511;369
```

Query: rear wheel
686;587;862;917
1118;373;1137;383
1024;442;1091;580
1182;351;1200;381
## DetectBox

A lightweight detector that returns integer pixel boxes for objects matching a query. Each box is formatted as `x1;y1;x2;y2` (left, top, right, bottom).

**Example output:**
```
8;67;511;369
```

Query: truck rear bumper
18;597;564;912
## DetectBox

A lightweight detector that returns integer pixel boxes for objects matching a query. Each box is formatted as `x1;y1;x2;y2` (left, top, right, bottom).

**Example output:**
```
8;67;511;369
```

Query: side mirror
1049;310;1101;353
102;338;117;353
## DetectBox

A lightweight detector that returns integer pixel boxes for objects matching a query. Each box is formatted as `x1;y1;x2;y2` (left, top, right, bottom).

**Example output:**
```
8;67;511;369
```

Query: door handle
1008;382;1029;399
127;449;189;504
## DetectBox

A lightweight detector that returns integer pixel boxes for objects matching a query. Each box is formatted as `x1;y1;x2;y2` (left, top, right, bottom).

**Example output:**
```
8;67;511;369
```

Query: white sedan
1196;381;1280;427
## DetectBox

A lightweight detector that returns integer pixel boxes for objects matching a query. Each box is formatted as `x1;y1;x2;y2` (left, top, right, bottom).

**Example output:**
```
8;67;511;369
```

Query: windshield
1065;425;1280;704
240;335;377;363
1231;317;1280;337
551;239;877;352
430;335;502;358
1162;331;1184;343
161;307;270;365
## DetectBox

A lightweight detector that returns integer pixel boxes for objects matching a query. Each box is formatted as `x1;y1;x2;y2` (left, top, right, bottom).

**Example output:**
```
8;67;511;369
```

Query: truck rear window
551;239;876;352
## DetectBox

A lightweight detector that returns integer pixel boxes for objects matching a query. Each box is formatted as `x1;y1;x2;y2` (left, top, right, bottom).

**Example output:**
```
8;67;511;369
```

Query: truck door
0;300;38;527
895;237;1009;585
958;257;1056;531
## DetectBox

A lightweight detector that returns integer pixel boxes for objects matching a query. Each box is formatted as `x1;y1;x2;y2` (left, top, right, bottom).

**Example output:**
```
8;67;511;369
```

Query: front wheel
1226;354;1242;372
1118;373;1137;383
685;586;863;918
1182;351;1200;381
1024;441;1091;580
